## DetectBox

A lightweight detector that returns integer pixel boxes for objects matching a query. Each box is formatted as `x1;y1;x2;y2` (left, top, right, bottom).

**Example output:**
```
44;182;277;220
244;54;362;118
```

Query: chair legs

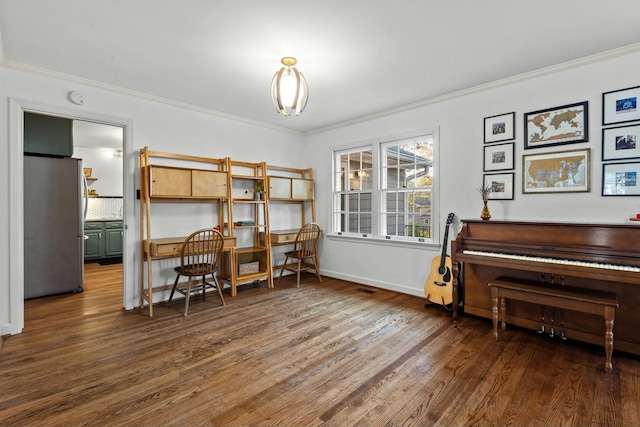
278;255;322;288
278;255;291;281
169;273;180;304
183;277;193;317
296;258;302;287
311;255;322;283
169;273;225;316
212;275;226;306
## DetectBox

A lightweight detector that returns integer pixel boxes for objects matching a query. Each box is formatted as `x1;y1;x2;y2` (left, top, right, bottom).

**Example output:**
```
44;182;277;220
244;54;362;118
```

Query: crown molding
3;41;639;138
305;42;640;136
0;58;304;137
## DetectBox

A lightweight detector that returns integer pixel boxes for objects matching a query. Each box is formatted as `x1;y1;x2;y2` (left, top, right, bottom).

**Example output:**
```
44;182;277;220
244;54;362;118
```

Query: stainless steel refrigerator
24;155;85;298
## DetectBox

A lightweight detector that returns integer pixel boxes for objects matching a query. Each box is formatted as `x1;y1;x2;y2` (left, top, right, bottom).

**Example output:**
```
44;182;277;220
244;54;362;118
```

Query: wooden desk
261;229;322;279
141;235;236;316
488;277;618;373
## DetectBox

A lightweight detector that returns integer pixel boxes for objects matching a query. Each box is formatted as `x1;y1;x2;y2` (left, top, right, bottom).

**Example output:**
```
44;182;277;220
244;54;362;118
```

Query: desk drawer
147;236;236;257
261;230;299;244
272;232;298;243
150;241;182;257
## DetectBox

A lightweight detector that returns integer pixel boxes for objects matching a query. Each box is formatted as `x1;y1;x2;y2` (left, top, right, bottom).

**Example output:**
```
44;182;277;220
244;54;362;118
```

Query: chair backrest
180;228;225;273
294;222;321;256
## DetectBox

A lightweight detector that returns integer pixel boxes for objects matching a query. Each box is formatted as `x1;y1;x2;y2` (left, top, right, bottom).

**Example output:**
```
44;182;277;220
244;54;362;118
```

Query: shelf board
235;246;267;254
232;175;265;180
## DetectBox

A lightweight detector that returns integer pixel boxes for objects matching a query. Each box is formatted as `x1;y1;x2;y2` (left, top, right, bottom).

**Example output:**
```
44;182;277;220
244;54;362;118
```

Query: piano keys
451;219;640;356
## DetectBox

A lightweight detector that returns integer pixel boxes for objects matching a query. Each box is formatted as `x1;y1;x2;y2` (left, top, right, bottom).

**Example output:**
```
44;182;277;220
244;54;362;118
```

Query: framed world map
524;101;589;149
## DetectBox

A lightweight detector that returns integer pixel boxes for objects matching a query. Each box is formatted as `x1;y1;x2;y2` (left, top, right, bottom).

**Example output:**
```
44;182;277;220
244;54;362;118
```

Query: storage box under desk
145;236;236;258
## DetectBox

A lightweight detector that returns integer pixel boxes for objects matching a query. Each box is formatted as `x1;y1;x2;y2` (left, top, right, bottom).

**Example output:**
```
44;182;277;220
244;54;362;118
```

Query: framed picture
602;162;640;196
484;112;515;144
524;101;588;149
484;142;514;172
83;168;92;177
522;148;590;194
484;172;514;200
602;124;640;161
603;85;640;126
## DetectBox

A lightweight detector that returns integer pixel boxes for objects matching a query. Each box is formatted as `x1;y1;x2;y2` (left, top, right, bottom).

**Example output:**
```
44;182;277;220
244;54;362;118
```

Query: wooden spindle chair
169;228;226;316
278;222;322;287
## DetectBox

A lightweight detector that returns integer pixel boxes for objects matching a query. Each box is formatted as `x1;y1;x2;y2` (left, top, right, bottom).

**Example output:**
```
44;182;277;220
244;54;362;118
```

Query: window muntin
380;136;433;241
333;147;373;235
332;130;436;243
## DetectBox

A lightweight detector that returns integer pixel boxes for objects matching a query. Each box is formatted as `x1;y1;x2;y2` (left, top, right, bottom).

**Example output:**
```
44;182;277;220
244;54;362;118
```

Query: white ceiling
2;1;640;135
73;120;123;151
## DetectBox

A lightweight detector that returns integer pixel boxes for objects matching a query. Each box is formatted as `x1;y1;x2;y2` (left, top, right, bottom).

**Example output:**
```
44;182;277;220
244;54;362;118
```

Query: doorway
8;98;134;335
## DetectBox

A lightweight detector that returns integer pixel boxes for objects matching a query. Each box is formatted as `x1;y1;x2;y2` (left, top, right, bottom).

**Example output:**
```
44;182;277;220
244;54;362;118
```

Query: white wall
304;48;640;298
2;47;640;336
73;146;123;197
0;66;304;335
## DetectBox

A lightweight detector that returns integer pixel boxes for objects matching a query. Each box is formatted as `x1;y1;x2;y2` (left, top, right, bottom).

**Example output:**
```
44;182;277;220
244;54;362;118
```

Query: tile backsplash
87;197;123;219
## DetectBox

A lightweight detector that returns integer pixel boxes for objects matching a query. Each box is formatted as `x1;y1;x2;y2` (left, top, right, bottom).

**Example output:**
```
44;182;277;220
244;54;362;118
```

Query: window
333;146;373;236
332;129;437;244
381;136;433;241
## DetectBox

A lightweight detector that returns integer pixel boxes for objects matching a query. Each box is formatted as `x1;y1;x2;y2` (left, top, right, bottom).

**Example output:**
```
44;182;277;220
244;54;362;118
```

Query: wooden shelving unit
138;148;316;314
265;166;318;274
224;159;272;296
139;147;231;317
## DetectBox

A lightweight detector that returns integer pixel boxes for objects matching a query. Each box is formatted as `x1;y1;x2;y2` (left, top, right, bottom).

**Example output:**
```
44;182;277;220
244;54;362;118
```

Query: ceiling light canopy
270;57;308;117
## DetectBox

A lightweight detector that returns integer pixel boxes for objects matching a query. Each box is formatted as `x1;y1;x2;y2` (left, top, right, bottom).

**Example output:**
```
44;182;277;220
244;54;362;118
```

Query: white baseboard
1;323;12;336
320;269;424;298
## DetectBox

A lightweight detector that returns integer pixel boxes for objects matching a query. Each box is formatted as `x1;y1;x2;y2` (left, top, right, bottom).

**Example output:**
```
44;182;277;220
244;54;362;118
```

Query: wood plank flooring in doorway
1;263;639;426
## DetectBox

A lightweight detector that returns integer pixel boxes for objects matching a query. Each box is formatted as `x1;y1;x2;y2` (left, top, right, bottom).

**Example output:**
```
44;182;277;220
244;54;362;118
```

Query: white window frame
380;135;434;243
331;128;440;246
332;145;375;237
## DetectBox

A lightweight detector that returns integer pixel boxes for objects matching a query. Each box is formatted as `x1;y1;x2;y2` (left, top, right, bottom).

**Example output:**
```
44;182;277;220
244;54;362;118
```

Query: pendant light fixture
270;57;308;116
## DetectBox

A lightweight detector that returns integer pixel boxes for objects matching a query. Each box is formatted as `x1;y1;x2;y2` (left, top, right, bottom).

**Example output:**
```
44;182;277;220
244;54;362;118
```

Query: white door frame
8;98;135;334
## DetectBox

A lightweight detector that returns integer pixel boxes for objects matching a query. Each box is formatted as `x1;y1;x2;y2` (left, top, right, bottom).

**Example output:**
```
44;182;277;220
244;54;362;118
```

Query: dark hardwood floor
1;262;639;426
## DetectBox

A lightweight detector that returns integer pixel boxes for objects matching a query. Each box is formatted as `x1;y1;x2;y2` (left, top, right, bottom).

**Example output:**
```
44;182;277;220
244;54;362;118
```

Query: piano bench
488;277;619;373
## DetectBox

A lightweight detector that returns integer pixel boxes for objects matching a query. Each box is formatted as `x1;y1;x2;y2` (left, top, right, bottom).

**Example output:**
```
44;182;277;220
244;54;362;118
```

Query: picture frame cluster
482;84;640;200
601;85;640;196
483;112;515;200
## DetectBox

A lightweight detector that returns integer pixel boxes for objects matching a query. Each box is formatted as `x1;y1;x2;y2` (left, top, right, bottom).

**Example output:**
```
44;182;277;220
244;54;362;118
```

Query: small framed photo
602;162;640;196
603;85;640;126
484;142;514;172
522;148;590;194
524;101;588;149
484;172;514;200
484;112;515;144
602;124;640;161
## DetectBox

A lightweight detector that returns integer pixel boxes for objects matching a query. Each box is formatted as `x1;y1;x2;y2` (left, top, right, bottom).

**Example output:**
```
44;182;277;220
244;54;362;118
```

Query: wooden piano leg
604;306;615;373
491;286;499;341
500;296;506;331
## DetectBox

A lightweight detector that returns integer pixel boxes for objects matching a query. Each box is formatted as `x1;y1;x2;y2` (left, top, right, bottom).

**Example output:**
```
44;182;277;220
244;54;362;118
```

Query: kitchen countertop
86;217;123;222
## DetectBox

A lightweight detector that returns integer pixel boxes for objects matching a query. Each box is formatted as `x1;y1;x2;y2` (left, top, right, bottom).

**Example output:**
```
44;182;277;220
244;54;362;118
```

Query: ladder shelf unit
265;166;318;274
139;147;231;317
224;159;273;296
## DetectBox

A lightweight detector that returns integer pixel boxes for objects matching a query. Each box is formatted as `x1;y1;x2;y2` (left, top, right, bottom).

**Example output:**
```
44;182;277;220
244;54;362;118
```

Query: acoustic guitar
424;212;455;307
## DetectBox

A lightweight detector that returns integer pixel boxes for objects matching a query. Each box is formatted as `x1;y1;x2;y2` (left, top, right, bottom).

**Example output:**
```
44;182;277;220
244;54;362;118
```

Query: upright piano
451;220;640;356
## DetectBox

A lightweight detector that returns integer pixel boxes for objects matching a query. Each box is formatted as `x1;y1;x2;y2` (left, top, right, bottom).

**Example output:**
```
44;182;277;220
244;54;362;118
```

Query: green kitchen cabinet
84;227;104;260
84;221;122;260
104;221;123;257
